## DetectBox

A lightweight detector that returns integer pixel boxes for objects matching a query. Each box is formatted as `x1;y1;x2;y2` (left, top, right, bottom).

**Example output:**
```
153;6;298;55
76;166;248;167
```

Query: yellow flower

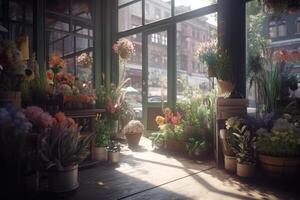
155;116;165;126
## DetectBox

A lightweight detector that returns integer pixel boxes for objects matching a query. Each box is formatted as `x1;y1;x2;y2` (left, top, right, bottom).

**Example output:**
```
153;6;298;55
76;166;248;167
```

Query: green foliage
149;131;165;148
231;126;256;164
257;118;300;157
95;116;110;148
186;137;209;156
39;123;94;171
215;50;232;81
159;123;185;141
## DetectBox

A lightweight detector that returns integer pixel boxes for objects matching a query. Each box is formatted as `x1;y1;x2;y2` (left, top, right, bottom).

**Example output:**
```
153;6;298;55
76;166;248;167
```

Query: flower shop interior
1;0;300;199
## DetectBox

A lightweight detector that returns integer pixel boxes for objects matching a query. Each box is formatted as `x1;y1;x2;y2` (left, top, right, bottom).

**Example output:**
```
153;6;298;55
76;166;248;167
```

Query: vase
236;163;255;177
0;91;21;108
217;80;235;96
108;151;120;164
125;132;142;148
47;165;79;193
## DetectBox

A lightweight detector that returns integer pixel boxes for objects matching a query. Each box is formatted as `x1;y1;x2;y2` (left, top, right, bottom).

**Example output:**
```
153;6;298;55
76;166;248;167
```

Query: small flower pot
224;155;237;172
125;132;142;148
108;151;120;164
94;147;108;161
48;165;79;193
237;163;255;177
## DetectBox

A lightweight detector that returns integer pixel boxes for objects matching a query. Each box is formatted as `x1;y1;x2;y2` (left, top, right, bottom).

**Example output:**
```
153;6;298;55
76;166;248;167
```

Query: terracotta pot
108;151;120;164
224;155;237;172
0;91;21;108
208;65;217;77
166;139;187;154
259;154;300;178
237;163;255;177
217;80;235;95
48;165;79;193
94;147;108;161
125;132;142;147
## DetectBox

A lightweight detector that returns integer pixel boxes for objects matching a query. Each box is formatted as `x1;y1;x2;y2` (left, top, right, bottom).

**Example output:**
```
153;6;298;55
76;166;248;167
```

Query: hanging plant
258;0;300;14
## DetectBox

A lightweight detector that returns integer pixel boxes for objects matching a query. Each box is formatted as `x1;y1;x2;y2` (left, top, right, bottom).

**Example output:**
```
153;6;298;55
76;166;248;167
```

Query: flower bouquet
112;38;135;60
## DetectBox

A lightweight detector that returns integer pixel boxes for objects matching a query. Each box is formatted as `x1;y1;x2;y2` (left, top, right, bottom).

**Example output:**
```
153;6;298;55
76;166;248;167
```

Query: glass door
143;29;169;130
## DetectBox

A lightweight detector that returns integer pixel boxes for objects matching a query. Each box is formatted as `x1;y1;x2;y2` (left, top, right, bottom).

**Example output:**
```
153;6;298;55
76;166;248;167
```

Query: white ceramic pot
94;147;108;161
237;163;255;177
224;155;237;172
48;165;79;193
108;151;120;164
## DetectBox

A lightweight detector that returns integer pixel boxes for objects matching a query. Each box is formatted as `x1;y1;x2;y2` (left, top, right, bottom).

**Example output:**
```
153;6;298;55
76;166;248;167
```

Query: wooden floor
38;137;299;200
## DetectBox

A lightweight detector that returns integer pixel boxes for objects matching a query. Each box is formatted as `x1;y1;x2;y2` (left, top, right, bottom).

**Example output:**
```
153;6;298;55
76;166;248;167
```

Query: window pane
148;31;168;103
278;23;287;37
145;0;171;24
119;34;143;120
46;0;70;14
176;13;217;100
118;0;137;6
175;0;216;15
64;57;75;74
76;37;89;51
46;14;70;32
118;1;142;32
71;0;92;20
63;35;74;55
9;1;23;21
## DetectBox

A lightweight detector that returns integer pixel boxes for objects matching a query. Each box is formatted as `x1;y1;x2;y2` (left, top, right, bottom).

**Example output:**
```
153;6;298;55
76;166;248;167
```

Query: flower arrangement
77;53;92;68
123;120;144;135
256;116;300;157
0;40;33;91
112;38;135;60
39;112;94;170
0;105;32;133
24;106;55;129
48;53;65;74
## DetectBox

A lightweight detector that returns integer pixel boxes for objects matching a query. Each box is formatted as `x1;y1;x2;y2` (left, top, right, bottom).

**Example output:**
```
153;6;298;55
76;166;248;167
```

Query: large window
45;0;94;83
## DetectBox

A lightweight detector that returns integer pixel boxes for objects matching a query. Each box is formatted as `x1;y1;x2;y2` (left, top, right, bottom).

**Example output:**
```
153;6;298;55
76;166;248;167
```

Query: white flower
123;120;144;134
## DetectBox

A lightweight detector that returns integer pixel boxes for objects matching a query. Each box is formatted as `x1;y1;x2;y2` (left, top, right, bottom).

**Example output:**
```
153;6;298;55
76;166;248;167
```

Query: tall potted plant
231;125;256;177
39;112;94;192
94;114;110;161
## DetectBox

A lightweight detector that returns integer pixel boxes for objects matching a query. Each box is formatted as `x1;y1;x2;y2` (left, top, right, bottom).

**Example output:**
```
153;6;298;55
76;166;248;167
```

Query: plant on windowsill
196;39;218;77
214;49;234;97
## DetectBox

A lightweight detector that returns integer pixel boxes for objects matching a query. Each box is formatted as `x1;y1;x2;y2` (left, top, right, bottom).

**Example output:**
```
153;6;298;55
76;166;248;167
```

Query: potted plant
107;140;121;164
231;125;256;178
149;131;166;149
256;117;300;178
123;120;144;148
215;50;234;96
0;40;33;108
196;39;218;77
186;137;210;159
94;114;110;161
39;112;94;193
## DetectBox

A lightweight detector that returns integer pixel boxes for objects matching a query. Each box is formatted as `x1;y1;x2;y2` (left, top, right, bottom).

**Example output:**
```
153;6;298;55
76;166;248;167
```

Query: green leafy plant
215;50;232;81
39;123;94;171
231;125;256;164
149;131;165;148
95;115;110;148
186;137;209;156
256;118;300;157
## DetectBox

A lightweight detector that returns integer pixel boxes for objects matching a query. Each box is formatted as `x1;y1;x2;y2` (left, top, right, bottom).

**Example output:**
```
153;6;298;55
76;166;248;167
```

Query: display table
65;109;105;168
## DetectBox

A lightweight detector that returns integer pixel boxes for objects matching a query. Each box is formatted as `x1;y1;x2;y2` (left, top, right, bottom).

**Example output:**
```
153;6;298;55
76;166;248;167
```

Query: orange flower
54;112;67;123
171;116;179;125
163;107;173;123
49;53;65;68
46;70;54;80
155;116;165;126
